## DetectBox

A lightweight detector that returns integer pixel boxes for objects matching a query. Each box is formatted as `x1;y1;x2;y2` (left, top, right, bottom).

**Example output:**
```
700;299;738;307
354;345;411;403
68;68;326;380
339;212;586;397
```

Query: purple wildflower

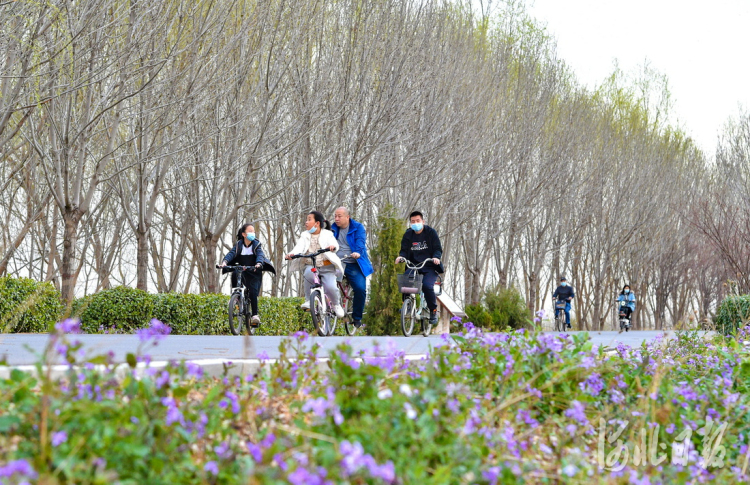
136;319;171;344
55;318;82;334
579;373;604;396
564;401;588;425
204;461;219;476
51;431;67;447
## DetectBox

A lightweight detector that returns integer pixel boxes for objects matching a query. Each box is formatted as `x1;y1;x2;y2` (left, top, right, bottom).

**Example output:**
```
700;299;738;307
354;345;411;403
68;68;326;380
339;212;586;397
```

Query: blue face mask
561;282;568;287
411;223;423;232
245;233;255;242
624;289;630;294
308;225;318;234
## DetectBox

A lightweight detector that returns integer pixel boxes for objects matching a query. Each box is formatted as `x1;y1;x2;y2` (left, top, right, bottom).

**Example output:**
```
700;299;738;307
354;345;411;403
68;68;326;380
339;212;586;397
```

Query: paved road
0;330;697;366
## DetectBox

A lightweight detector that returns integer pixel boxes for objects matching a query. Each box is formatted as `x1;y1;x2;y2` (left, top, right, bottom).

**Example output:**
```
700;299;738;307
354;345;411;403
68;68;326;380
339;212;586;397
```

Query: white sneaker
251;315;261;326
300;301;310;311
333;305;345;318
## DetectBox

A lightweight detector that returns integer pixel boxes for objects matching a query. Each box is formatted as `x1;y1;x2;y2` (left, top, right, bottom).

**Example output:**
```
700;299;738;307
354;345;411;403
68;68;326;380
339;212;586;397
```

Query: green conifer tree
365;204;405;336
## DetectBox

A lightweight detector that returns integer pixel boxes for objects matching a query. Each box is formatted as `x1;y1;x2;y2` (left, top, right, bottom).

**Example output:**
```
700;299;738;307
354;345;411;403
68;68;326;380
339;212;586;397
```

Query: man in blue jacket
332;207;373;328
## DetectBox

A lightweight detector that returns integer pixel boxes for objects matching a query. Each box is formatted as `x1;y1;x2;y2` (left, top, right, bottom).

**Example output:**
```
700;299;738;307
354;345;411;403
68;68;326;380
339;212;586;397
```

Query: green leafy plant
465;285;532;331
715;294;750;336
0;276;63;333
2;319;750;483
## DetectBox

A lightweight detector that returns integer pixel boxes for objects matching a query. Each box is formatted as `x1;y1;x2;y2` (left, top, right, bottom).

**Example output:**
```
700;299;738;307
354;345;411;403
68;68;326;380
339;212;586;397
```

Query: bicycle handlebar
399;258;431;270
216;264;259;271
289;248;332;259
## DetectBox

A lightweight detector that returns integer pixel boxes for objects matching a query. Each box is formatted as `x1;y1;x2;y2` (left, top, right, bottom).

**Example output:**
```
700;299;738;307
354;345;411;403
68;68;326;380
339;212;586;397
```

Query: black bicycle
216;264;259;335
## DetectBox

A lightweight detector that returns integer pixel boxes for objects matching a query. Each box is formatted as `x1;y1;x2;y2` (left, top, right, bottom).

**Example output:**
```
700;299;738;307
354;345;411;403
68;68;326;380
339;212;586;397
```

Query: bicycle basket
555;301;566;309
397;272;423;295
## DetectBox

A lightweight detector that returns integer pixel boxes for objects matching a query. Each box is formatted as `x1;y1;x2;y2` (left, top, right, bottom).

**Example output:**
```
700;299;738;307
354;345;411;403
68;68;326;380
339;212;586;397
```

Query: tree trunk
203;235;220;294
61;211;81;304
136;226;149;290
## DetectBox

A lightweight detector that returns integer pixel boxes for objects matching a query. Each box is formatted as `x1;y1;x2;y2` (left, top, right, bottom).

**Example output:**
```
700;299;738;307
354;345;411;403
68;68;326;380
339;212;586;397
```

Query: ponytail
309;211;331;231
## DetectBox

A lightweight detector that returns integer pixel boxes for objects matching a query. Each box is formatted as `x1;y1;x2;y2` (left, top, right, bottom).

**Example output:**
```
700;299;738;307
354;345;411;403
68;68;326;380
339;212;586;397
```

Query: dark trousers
619;306;633;320
406;268;438;313
344;262;367;321
232;271;262;316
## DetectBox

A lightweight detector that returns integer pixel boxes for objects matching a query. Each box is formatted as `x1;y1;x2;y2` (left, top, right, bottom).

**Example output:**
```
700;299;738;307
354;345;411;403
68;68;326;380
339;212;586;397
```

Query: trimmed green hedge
0;276;63;333
71;286;309;335
715;294;750;336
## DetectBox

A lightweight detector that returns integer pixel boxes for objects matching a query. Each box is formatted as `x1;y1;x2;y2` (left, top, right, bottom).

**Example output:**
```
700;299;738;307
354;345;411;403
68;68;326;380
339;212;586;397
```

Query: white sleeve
289;233;308;255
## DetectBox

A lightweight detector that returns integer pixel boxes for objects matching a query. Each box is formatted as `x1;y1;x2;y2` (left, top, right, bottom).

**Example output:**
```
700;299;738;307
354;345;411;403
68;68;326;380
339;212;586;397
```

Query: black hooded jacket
222;239;276;275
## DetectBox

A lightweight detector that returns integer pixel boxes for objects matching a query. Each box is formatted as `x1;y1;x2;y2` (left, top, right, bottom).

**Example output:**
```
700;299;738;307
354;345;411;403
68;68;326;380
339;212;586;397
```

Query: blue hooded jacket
331;218;373;277
617;292;636;312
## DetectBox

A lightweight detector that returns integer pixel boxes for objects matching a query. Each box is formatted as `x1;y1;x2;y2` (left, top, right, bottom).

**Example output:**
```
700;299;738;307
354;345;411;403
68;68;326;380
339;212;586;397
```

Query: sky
524;0;750;155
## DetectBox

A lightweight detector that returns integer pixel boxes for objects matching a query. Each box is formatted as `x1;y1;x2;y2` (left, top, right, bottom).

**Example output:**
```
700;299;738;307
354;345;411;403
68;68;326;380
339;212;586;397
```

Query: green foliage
71;286;308;335
465;285;532;331
2;324;750;483
715;294;750;336
0;276;63;333
365;204;406;336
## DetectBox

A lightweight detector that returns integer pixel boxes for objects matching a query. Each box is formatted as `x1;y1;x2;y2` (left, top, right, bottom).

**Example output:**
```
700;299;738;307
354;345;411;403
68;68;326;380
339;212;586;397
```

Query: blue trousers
344;262;367;321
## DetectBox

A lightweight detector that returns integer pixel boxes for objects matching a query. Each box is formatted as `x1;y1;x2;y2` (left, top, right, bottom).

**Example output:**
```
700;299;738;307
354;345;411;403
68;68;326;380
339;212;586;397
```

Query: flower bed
1;320;749;484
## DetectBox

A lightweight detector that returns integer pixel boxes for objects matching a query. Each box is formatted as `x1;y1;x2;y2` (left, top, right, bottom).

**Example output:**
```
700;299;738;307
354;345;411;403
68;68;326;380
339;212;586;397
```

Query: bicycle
397;259;442;337
553;298;568;332
289;248;341;337
217;264;260;335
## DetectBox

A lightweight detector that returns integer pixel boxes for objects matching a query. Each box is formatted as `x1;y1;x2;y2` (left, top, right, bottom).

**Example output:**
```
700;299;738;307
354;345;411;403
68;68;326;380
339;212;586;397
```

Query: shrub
714;294;750;336
467;285;532;331
71;286;308;335
0;277;63;333
365;204;405;336
72;286;155;333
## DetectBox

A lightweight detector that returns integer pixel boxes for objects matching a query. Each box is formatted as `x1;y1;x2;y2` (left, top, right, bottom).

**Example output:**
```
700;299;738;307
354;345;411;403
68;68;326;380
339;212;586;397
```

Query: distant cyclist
394;211;444;326
552;275;574;330
219;223;275;326
617;284;636;321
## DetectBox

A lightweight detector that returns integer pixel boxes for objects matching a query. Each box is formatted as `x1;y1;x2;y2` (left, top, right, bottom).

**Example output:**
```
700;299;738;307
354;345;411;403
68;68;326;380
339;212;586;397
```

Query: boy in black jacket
395;211;444;326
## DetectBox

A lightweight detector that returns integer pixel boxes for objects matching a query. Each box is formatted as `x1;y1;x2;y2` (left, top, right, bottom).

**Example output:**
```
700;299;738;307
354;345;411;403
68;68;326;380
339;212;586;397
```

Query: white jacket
288;229;344;275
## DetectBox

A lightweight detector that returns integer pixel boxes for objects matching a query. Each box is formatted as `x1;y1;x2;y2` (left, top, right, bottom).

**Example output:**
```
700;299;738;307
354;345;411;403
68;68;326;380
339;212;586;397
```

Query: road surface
0;330;700;366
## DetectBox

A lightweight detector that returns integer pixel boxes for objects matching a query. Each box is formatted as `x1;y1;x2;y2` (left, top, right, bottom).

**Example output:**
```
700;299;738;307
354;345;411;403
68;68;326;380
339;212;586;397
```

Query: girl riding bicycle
219;223;275;326
285;211;345;318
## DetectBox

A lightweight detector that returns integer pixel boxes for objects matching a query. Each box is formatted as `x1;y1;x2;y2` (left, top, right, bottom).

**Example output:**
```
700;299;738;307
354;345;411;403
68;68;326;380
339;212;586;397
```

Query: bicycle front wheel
401;298;415;336
310;291;327;337
228;293;242;335
554;311;564;332
421;307;431;337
